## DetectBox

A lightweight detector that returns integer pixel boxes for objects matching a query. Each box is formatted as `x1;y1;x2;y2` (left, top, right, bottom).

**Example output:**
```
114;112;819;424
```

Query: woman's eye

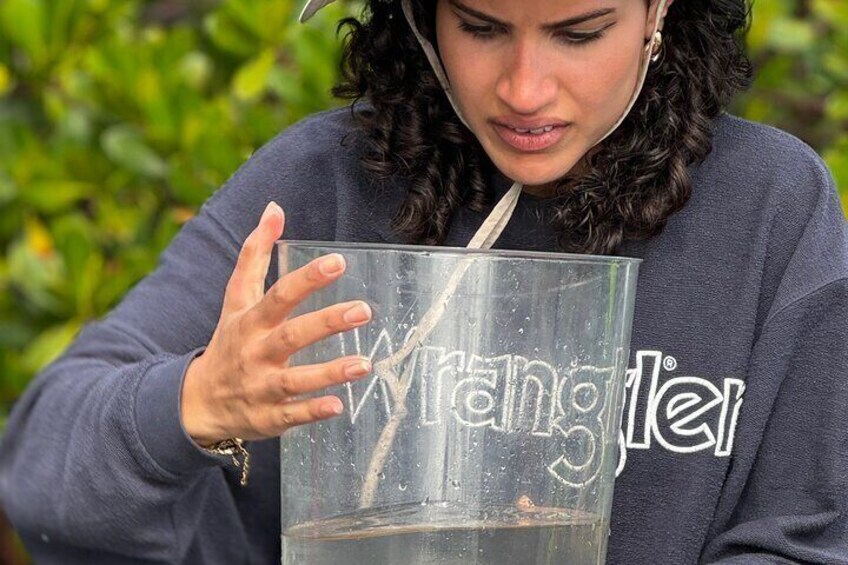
458;21;503;40
556;30;607;45
458;20;614;46
555;23;615;46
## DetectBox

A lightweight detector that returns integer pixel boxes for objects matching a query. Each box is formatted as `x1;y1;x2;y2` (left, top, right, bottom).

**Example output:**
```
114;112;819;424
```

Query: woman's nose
495;40;558;114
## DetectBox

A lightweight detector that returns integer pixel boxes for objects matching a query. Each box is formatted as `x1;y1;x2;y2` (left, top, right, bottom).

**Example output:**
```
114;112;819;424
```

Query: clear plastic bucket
278;241;640;565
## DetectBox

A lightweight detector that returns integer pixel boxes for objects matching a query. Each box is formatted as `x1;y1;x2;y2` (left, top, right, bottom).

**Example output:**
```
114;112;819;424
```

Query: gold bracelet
204;438;250;486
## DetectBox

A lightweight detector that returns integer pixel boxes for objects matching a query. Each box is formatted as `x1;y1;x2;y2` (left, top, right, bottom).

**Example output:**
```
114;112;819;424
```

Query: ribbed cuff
134;348;225;477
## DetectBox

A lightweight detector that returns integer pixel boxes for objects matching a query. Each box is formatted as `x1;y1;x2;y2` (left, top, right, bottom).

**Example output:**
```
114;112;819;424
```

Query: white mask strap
468;182;523;249
400;0;471;129
595;0;669;146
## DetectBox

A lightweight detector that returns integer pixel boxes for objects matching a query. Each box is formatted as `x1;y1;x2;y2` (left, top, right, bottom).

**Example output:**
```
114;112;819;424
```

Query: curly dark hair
333;0;753;254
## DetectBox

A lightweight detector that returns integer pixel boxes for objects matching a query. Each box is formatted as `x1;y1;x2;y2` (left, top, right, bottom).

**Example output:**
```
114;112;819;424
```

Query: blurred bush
0;0;352;434
0;2;845;560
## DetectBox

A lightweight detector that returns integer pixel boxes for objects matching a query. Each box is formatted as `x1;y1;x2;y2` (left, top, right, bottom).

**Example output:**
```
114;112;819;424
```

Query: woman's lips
493;123;569;153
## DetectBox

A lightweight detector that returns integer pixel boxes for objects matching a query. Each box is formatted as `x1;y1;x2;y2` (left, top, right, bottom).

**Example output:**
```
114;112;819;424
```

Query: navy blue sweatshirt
1;107;847;564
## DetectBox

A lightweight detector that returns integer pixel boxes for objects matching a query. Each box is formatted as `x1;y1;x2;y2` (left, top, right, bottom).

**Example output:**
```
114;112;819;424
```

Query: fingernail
318;254;345;276
344;359;372;379
262;201;283;221
343;302;372;325
324;399;344;416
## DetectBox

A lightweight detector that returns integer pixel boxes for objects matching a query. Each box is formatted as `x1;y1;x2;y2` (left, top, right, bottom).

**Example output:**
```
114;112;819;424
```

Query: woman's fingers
250;253;347;327
273;395;345;435
269;355;372;400
242;395;345;439
267;300;372;358
224;201;285;314
245;357;370;437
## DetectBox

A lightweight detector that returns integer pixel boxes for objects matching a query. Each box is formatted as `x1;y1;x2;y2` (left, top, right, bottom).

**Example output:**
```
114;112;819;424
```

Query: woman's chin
491;160;575;188
490;149;578;186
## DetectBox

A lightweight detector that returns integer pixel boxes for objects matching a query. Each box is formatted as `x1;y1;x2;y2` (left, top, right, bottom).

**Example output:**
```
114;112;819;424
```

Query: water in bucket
278;242;640;565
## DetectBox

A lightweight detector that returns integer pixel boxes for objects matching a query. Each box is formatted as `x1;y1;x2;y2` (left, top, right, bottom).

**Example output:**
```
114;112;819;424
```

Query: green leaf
0;170;17;205
765;19;817;52
813;0;848;27
18;180;92;213
101;124;169;178
180;51;213;90
0;63;12;96
826;92;848;121
6;237;65;315
203;12;257;57
232;49;276;101
0;0;48;68
20;319;82;373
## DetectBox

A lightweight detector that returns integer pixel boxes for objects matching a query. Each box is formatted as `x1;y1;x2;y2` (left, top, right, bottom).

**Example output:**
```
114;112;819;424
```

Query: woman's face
435;0;655;191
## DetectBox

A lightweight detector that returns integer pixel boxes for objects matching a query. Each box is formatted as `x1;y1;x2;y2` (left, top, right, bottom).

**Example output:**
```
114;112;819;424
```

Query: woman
1;0;846;563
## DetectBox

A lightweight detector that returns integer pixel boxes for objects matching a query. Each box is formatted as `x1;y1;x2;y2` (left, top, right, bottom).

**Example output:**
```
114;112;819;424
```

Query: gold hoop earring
651;31;663;63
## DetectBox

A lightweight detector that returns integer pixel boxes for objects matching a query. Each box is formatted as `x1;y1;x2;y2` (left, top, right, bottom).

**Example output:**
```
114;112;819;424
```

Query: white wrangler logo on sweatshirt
616;350;745;476
336;330;745;487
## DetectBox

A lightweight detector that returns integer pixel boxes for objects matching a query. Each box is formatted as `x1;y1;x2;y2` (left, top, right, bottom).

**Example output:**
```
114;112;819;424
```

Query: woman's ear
646;0;674;37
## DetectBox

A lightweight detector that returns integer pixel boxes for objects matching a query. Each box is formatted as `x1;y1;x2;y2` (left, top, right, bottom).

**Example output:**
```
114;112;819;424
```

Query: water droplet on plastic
451;479;461;489
398;483;408;492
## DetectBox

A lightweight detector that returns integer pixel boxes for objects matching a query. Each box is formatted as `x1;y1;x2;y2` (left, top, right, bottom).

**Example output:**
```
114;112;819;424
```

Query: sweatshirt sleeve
0;194;251;562
700;156;848;563
702;280;848;563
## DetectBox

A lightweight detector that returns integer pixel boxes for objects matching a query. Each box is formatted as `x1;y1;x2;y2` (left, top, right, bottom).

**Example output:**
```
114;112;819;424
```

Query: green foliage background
0;0;845;560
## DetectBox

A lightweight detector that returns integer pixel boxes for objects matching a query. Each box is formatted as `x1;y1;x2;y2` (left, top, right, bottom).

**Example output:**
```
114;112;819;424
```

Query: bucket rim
277;240;642;266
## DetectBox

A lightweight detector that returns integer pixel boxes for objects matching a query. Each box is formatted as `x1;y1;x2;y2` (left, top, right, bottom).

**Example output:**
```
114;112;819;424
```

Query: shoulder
712;113;821;164
262;105;363;155
682;114;847;316
690;113;840;234
702;113;834;207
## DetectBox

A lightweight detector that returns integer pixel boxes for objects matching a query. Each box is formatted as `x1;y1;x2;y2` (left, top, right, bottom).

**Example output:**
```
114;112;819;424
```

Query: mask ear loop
595;0;669;147
400;0;470;130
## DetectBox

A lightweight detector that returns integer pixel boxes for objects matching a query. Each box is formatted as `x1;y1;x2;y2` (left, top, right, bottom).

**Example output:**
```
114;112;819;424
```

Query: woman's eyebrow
448;0;616;31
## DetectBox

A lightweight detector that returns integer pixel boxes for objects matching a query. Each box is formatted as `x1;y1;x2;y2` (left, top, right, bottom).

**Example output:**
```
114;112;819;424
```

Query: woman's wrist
181;354;227;447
